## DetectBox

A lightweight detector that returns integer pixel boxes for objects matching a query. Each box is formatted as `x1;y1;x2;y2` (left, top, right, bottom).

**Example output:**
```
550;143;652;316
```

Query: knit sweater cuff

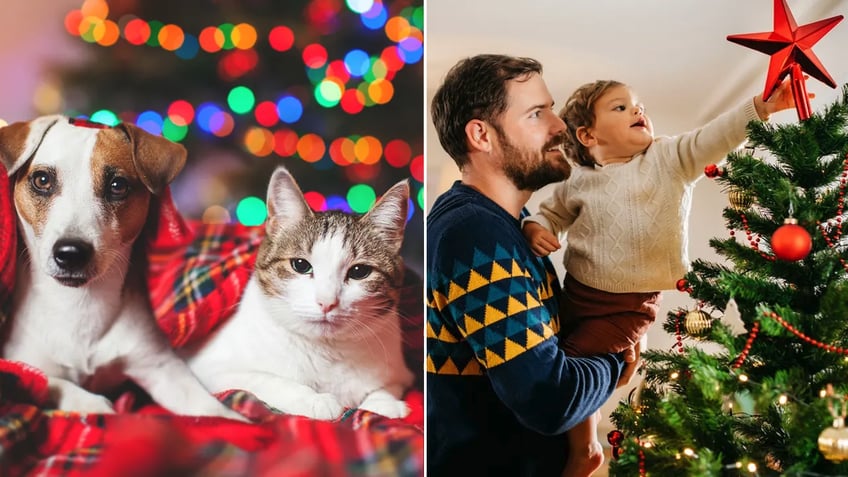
744;97;762;124
521;214;553;234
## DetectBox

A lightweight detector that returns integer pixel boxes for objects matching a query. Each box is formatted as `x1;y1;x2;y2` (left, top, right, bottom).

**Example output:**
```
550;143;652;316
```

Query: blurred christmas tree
46;0;423;271
608;86;848;476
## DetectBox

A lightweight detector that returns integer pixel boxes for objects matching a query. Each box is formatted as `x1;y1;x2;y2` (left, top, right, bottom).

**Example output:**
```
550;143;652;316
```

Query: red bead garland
738;212;775;261
816;153;848;272
763;310;848;355
731;321;760;369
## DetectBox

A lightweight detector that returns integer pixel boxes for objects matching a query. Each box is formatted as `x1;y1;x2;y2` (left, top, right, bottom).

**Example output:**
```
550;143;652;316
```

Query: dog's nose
53;239;94;271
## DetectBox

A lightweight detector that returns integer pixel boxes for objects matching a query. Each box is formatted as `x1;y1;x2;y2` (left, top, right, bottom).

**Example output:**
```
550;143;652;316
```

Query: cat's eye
291;258;313;274
347;264;372;280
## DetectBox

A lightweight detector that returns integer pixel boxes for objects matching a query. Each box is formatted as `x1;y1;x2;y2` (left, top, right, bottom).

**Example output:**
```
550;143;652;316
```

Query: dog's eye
30;171;53;193
290;258;313;275
108;177;130;200
347;264;372;280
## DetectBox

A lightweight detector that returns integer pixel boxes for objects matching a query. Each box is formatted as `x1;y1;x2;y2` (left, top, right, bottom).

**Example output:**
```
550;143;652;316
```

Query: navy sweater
426;182;624;476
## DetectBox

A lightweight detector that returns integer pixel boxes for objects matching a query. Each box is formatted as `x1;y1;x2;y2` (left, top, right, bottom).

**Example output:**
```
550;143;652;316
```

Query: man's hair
559;80;624;167
430;54;542;169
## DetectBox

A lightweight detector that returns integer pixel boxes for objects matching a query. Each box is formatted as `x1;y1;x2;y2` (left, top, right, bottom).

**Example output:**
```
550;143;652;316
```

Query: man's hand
522;221;561;257
617;335;645;389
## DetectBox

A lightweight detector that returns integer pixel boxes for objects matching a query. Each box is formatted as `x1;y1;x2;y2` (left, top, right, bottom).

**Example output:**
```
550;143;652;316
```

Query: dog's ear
0;116;62;176
118;122;187;195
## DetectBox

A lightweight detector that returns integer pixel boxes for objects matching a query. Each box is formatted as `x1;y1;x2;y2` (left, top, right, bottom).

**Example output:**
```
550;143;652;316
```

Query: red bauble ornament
727;0;843;121
771;218;812;261
607;430;624;446
676;278;690;292
704;164;721;178
607;430;625;459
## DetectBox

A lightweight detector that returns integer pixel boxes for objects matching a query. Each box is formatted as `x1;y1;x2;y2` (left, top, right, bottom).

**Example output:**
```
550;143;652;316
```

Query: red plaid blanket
0;165;424;477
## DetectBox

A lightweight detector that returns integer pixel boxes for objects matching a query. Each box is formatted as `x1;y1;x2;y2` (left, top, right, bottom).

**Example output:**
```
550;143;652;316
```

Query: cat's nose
318;299;338;313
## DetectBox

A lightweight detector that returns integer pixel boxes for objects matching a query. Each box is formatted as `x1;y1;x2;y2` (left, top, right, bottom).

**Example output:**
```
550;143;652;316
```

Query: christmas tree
608;85;848;476
46;0;423;271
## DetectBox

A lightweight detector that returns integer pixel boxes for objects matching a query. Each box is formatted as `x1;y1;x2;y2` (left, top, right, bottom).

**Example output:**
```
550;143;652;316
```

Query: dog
0;115;243;419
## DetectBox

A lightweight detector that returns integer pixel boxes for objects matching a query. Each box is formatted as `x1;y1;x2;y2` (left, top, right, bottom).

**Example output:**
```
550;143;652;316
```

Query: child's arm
753;76;811;120
656;77;806;181
522;221;561;257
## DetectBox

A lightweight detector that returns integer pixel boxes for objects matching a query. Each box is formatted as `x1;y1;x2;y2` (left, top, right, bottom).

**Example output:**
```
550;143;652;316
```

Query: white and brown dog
0;115;242;419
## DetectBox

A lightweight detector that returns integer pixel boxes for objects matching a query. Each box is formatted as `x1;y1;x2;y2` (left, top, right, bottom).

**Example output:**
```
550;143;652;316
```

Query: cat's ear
364;179;409;251
266;166;313;232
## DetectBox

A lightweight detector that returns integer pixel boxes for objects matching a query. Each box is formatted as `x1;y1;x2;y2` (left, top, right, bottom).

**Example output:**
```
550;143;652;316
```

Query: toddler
522;78;800;477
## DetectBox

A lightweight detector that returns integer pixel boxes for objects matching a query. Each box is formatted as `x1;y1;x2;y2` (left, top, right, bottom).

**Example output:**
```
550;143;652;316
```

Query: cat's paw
359;397;409;419
306;392;344;420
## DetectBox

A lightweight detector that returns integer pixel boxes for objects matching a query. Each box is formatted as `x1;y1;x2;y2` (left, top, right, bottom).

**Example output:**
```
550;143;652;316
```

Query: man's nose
550;113;566;133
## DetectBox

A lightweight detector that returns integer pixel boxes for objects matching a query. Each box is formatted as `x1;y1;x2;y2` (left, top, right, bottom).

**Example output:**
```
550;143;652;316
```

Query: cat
184;166;415;420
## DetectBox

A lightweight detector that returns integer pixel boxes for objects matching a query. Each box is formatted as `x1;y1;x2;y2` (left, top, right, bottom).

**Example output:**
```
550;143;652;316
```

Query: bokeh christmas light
52;0;423;263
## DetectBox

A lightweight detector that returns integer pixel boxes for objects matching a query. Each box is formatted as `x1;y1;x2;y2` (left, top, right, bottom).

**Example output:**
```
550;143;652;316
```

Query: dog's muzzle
51;238;94;287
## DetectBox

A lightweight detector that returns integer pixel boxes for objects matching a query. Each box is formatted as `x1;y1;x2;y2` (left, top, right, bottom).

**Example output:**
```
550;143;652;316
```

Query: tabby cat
185;166;414;419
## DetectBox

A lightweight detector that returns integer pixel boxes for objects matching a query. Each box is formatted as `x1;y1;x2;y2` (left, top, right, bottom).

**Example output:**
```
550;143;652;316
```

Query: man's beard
500;134;571;191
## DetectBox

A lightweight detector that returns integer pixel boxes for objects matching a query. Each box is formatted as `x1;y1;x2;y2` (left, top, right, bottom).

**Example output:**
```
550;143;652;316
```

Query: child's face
585;85;654;163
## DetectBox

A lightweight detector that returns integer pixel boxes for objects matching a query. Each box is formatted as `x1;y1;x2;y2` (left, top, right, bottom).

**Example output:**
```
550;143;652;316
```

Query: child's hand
522;221;560;257
755;75;815;119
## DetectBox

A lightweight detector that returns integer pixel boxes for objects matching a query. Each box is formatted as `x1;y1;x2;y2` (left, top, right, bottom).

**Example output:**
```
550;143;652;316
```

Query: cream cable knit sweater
525;99;761;293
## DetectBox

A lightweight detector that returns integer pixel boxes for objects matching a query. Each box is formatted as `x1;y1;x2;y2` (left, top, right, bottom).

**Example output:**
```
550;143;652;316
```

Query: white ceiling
425;0;848;199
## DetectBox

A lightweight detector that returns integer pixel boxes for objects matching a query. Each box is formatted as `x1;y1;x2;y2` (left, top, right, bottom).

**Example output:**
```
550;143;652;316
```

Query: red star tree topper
727;0;842;120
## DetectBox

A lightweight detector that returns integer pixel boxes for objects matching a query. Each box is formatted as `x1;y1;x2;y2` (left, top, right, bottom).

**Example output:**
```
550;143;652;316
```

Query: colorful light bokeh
236;196;267;226
63;0;424;219
64;0;422;118
347;184;376;214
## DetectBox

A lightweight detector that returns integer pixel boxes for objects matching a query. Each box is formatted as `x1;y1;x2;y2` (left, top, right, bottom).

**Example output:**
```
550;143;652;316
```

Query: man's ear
576;126;596;148
464;119;493;153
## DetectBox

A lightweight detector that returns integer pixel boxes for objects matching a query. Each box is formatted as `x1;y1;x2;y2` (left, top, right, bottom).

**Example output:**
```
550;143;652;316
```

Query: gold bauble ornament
819;417;848;462
684;309;712;339
728;187;753;210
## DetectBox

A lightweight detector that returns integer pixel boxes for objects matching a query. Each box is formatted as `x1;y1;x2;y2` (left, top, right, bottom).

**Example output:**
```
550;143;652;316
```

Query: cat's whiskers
345;313;393;363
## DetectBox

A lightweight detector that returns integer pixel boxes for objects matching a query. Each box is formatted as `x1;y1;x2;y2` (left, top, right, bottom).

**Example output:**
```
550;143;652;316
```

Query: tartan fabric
146;189;265;348
0;362;424;477
0;170;424;476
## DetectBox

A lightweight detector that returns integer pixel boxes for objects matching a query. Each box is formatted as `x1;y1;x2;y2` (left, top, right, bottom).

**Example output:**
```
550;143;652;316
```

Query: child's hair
559;80;625;167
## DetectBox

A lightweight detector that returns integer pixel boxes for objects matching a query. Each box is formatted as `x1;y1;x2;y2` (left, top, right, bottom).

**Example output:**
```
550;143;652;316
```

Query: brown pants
559;274;661;357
